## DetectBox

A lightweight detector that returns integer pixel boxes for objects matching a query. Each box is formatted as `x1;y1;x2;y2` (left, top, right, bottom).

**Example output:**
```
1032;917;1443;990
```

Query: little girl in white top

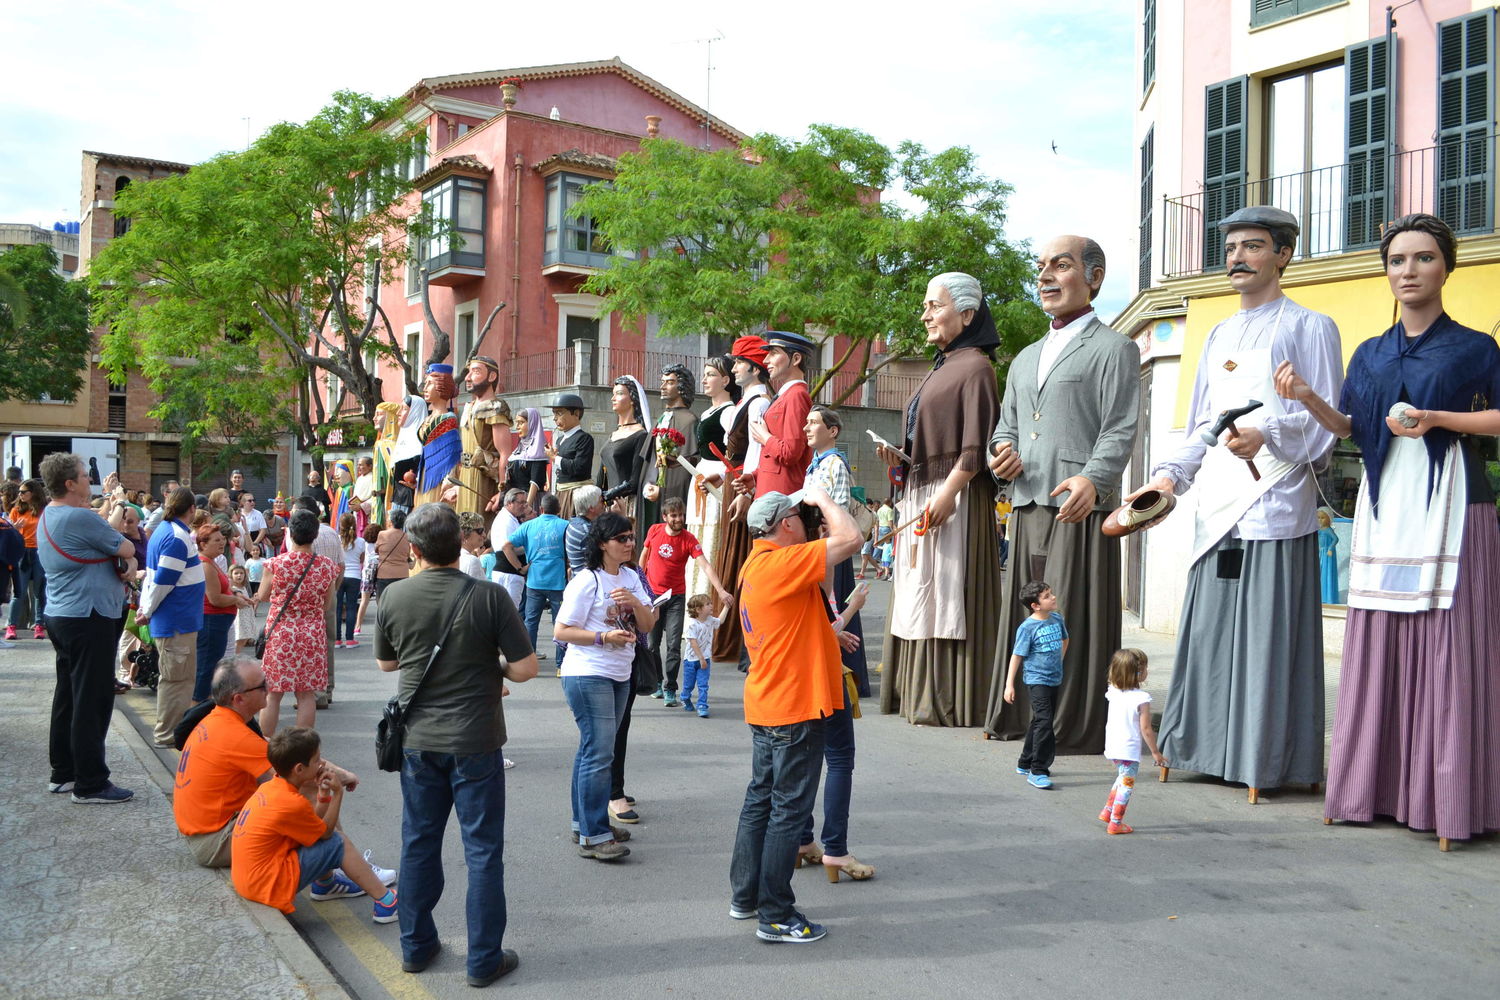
1101;648;1168;835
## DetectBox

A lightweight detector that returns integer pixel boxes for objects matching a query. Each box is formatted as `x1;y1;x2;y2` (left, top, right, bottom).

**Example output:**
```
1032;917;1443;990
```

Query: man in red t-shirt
641;496;732;706
729;483;862;943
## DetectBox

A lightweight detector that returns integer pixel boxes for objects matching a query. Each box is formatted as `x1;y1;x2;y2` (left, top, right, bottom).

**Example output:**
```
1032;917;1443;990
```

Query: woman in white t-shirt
335;513;366;648
1101;648;1168;836
554;511;658;862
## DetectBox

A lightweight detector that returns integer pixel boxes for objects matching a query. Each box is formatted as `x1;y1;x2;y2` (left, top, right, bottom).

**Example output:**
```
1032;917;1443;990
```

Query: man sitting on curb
175;657;392;886
231;726;397;923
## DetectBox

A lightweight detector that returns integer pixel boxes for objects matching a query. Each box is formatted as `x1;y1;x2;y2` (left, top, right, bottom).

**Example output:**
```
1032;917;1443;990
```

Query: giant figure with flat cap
454;355;513;518
748;331;815;499
1126;204;1343;802
980;239;1140;750
545;392;594;520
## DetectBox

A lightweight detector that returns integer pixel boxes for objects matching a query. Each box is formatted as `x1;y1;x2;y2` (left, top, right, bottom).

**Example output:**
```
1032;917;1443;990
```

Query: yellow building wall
1175;262;1500;427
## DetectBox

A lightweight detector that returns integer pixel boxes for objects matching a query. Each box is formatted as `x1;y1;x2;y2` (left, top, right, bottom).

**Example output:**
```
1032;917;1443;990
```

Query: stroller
120;604;159;691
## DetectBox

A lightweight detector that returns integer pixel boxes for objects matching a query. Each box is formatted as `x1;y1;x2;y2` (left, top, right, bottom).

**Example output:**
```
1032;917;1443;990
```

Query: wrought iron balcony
1160;133;1497;279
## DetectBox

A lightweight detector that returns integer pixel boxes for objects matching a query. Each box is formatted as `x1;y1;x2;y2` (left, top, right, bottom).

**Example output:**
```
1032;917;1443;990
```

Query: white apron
1190;301;1298;565
889;481;969;641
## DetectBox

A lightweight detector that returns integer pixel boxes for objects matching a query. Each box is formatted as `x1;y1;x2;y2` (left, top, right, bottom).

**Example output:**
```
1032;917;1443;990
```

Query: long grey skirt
982;504;1121;754
1158;532;1324;788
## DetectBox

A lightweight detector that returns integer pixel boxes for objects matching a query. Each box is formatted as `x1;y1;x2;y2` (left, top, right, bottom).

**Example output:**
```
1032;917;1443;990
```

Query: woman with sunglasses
553;512;658;861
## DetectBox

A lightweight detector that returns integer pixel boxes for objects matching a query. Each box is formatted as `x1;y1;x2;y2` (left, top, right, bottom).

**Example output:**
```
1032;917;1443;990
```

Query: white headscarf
393;394;429;464
617;375;653;430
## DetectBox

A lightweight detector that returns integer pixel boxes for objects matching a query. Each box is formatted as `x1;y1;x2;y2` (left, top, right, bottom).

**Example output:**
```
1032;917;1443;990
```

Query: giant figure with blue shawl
415;362;462;508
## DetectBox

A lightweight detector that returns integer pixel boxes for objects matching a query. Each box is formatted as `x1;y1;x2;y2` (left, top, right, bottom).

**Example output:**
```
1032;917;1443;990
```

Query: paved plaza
3;582;1496;999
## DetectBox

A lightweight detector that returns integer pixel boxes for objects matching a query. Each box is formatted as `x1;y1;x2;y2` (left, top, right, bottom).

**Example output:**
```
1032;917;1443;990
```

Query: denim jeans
680;659;709;712
193;613;235;703
800;703;855;856
1017;683;1057;776
9;550;45;628
46;612;124;795
610;670;638;801
399;748;508;978
649;594;685;693
729;719;825;924
522;587;565;662
562;675;630;844
336;577;360;641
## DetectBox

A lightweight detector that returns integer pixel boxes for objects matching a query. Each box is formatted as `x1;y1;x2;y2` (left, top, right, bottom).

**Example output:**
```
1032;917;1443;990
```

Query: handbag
375;576;478;772
254;552;317;660
633;640;663;697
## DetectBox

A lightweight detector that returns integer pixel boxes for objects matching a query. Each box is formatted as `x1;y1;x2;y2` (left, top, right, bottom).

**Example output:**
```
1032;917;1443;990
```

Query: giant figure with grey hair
982;236;1140;754
876;271;1005;727
1127;205;1342;800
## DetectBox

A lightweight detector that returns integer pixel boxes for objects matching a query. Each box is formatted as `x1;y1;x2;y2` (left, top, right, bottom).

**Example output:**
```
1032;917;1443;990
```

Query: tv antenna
693;30;724;149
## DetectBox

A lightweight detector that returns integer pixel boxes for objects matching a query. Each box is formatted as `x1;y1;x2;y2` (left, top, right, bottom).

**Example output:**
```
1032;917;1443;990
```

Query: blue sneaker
309;872;366;900
663;693;680;707
682;697;695;711
697;707;710;718
1027;773;1053;789
70;783;133;804
757;917;827;943
650;685;665;699
373;891;398;924
1015;766;1029;776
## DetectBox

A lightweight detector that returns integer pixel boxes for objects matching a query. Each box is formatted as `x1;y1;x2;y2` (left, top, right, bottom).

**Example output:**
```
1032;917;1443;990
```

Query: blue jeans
8;549;45;628
680;659;709;712
336;577;360;641
562;675;629;844
800;703;855;856
522;587;565;662
729;719;825;924
192;613;235;703
399;748;508;978
295;832;346;891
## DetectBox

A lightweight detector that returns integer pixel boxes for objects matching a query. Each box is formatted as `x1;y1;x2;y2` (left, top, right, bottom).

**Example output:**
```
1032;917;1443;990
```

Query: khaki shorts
185;816;237;868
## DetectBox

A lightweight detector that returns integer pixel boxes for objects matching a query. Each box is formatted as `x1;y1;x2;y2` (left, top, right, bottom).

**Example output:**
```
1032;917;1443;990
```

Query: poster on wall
69;437;119;495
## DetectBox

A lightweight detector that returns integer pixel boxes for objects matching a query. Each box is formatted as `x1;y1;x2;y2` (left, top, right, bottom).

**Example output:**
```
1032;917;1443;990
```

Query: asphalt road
250;581;1495;1000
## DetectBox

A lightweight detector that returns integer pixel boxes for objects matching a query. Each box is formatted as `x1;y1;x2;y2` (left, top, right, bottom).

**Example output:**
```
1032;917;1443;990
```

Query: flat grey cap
1217;205;1299;236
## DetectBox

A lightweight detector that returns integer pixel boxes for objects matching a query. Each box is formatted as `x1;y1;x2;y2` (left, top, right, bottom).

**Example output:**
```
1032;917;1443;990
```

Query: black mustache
1228;263;1257;276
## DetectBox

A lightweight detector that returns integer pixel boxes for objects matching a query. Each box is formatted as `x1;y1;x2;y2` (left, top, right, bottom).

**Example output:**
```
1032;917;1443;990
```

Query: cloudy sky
1;0;1138;316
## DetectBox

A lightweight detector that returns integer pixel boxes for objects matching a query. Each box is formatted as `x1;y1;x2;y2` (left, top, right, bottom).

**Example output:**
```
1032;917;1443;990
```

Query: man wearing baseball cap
728;482;863;944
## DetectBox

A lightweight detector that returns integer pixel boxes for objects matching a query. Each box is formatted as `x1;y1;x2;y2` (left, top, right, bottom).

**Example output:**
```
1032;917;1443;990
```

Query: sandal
794;843;823;868
823;856;876;882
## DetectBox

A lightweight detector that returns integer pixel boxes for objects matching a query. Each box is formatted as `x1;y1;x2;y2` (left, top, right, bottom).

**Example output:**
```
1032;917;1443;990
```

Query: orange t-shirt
739;537;844;726
8;508;38;549
231;776;330;913
174;706;269;835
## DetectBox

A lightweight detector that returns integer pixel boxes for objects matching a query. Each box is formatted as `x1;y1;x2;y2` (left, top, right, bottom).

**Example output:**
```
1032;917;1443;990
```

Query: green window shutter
1345;37;1392;248
1436;9;1496;234
1203;76;1248;271
1139;127;1155;291
1143;0;1157;93
1252;0;1340;29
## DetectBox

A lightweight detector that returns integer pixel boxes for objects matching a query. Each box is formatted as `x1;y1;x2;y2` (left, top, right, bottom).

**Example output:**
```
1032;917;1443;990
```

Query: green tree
0;244;91;403
576;125;1045;403
91;90;429;466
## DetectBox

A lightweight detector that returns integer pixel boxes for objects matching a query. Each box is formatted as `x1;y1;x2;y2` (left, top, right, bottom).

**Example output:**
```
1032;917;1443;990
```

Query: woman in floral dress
254;508;339;735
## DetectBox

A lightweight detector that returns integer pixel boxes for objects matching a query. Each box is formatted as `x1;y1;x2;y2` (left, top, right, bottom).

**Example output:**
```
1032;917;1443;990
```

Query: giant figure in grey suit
983;235;1140;755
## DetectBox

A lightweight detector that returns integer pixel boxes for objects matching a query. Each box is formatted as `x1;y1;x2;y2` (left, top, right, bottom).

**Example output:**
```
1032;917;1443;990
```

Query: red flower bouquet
652;426;687;488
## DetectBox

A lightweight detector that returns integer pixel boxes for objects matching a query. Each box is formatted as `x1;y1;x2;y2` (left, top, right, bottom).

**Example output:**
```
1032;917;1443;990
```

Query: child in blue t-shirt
1003;580;1068;789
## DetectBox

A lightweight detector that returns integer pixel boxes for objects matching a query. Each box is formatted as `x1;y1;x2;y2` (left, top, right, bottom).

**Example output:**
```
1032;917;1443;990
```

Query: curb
115;695;354;1000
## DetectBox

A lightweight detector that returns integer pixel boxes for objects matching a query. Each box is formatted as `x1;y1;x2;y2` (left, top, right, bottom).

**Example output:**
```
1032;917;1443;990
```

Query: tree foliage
577;125;1046;401
0;244;91;403
91;90;428;466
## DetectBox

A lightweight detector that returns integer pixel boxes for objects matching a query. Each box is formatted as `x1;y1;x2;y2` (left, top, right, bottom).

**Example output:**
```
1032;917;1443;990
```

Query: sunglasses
243;681;268;693
608;533;636;544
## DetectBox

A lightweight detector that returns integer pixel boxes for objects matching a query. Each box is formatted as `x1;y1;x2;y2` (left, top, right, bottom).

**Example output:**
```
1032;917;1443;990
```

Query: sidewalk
0;638;348;1000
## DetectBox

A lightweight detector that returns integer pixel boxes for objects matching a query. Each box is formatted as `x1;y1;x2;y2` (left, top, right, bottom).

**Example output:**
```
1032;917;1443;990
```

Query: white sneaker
362;849;398;886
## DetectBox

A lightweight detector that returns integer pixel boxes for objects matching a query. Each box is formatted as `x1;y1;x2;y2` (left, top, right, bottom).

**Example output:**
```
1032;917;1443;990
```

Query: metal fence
1161;133;1497;279
499;344;923;409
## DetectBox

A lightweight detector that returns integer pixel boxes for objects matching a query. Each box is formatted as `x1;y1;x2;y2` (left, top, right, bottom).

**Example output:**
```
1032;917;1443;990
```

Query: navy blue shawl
1339;313;1500;509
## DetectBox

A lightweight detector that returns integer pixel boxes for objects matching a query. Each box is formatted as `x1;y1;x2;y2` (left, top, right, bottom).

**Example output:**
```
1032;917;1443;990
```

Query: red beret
731;335;768;367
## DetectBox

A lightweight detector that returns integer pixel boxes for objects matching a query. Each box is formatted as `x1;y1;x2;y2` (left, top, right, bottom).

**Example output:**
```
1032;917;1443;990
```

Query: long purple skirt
1325;503;1500;841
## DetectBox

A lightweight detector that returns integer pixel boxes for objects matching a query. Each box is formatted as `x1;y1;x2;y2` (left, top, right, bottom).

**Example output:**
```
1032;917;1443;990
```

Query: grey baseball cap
747;489;807;534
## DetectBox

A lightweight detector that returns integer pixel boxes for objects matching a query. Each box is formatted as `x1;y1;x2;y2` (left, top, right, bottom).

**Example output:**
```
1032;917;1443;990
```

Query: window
1250;0;1341;29
1202;76;1248;270
1265;62;1346;255
544;173;632;269
113;177;131;237
108;383;127;432
405;225;422;298
1142;0;1156;94
1437;9;1495;234
454;300;478;366
421;175;486;273
1344;39;1390;249
1139;127;1154;291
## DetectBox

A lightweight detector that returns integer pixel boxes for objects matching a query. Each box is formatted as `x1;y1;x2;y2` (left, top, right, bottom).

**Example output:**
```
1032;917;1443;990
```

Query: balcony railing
498;344;923;409
1161;133;1498;279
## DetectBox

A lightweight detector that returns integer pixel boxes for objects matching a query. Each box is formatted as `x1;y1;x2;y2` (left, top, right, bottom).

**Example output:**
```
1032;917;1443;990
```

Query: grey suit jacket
991;316;1141;510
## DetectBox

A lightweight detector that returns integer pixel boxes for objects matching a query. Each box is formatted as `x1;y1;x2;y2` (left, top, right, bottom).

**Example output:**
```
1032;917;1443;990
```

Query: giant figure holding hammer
1124;205;1344;803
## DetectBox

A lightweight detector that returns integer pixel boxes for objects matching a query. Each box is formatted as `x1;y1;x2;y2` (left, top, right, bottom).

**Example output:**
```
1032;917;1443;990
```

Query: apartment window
107;383;127;432
405;327;423;380
113;177;131;238
1344;38;1391;249
405;225;422;298
1202;76;1248;270
1250;0;1340;29
1436;9;1496;234
1266;61;1346;255
1142;0;1156;93
454;301;477;366
421;175;486;272
1138;128;1154;292
545;173;631;269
